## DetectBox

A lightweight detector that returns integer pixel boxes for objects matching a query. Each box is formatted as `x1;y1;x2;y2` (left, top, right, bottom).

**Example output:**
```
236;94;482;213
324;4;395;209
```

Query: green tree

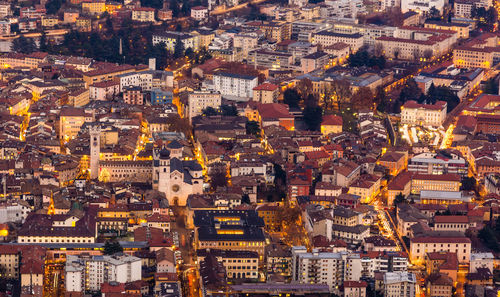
394;192;406;205
478;225;500;252
45;0;63;15
483;78;499;94
460;176;476;191
39;31;48;52
11;35;37;54
103;240;123;255
208;163;228;190
170;0;180;17
202;106;218;116
141;0;163;9
246;120;261;137
181;0;191;16
399;79;422;103
375;86;388;113
303;105;323;131
241;194;250;204
284;88;301;108
173;37;185;59
428;6;441;19
220;105;238;116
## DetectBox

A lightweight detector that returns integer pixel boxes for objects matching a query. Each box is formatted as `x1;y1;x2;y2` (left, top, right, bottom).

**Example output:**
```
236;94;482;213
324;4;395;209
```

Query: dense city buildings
0;0;498;296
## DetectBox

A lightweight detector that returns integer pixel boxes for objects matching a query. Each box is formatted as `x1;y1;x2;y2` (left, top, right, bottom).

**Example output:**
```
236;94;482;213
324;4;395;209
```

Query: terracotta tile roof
434;215;469;224
321;114;343;126
411;236;471;244
253;82;278;91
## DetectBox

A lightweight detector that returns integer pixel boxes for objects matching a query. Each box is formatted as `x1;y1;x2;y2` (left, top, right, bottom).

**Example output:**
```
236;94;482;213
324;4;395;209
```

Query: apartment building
292;247;345;294
116;71;153;91
424;21;470;39
410;173;461;194
123;87;144;105
89;80;120;100
59;107;92;140
65;253;142;292
152;31;199;52
328;23;398;46
248;50;294;71
188;90;222;121
213;72;258;101
81;1;105;15
191;6;208;20
408;151;468;176
245;21;291;42
302;51;330;73
132;7;155;22
454;0;491;18
233;32;259;58
410;236;471;264
0;2;11;18
252;83;279;104
197;249;259;279
401;0;445;13
312;31;364;52
384;272;416;297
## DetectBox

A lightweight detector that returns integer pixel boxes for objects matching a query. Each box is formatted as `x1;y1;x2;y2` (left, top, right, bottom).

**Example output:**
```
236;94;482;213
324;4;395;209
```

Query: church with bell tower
152;140;203;206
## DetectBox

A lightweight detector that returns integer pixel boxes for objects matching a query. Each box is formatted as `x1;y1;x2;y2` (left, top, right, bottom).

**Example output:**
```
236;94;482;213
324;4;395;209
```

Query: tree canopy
12;35;37;54
348;49;386;69
103;240;123;255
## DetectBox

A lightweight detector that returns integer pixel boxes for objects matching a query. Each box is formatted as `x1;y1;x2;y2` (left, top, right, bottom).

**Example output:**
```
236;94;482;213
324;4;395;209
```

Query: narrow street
170;206;201;297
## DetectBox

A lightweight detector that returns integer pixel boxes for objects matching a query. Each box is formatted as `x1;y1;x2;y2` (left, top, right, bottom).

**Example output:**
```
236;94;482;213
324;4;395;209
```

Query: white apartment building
0;2;10;18
152;32;200;52
384;272;416;297
0;201;31;223
0;21;10;35
380;0;402;10
131;7;155;22
89;81;120;101
233;33;259;58
191;6;208;20
188;90;222;121
408;152;468;176
65;254;142;292
116;71;153;92
330;22;398;46
470;253;495;273
455;0;492;17
324;0;366;19
212;72;258;101
292;247;346;294
312;31;364;52
401;100;447;127
401;0;445;13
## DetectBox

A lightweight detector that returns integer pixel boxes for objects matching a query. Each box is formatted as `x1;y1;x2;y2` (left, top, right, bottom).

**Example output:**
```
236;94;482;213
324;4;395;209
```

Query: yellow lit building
59;107;90;140
82;1;106;15
132;7;155;22
197;249;259;279
41;15;59;28
410;236;471;265
410;173;461;194
424;21;470;39
69;88;90;107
